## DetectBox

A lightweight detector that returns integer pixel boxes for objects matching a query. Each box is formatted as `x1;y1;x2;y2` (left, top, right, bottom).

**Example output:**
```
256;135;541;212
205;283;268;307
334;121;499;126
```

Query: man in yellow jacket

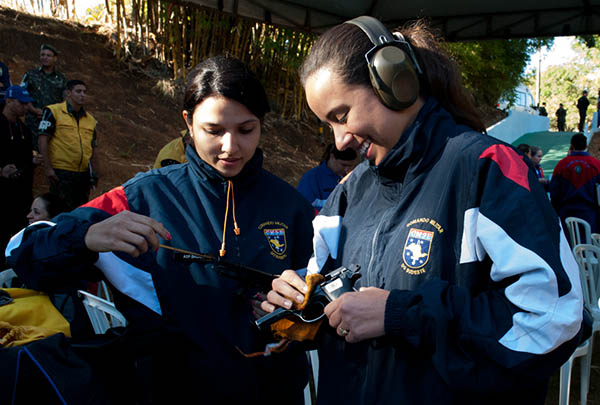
38;80;98;210
152;129;192;169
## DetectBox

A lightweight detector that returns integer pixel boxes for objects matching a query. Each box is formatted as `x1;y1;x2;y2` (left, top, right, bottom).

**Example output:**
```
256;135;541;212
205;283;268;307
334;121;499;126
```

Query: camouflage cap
40;43;58;56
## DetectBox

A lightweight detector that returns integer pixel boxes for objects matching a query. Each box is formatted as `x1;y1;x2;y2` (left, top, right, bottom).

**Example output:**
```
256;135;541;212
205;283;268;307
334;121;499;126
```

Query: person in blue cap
0;86;39;267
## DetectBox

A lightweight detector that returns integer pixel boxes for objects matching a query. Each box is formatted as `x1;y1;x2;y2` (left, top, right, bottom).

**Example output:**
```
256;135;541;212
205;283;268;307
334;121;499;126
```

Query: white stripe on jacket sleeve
6;221;162;315
460;208;582;354
307;214;343;275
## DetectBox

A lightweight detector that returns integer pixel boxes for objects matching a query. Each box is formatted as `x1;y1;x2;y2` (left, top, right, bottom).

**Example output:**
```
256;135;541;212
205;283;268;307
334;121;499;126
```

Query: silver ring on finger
338;327;349;337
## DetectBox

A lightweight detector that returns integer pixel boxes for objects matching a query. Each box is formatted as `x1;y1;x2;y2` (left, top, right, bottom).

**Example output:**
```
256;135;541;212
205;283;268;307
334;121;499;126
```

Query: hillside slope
0;6;325;198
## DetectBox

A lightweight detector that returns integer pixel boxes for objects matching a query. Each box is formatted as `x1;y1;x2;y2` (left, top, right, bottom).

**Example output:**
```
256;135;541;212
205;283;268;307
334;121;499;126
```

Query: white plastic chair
565;217;593;248
560;244;600;404
96;280;112;301
78;290;127;334
592;233;600;248
559;339;591;405
0;269;17;288
573;245;600;333
303;350;319;405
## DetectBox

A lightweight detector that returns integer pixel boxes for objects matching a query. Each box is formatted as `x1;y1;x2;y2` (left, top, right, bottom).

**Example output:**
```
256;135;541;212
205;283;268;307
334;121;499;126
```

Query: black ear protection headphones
345;16;423;110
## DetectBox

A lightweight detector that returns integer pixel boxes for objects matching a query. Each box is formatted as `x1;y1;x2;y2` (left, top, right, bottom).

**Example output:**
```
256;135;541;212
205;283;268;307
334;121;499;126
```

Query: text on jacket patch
402;218;445;275
258;221;288;260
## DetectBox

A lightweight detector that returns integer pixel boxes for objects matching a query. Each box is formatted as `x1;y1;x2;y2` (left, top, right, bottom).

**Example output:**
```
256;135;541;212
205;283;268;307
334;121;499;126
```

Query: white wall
486;110;550;144
586;112;599;142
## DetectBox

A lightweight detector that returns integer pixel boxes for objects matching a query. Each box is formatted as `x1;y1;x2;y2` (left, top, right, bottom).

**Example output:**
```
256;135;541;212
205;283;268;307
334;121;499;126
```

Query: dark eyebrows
199;118;259;127
239;118;259;125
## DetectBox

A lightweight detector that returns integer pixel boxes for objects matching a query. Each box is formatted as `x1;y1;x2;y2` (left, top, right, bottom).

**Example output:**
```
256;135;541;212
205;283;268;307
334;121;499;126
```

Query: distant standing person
556;103;567;132
0;86;37;266
550;133;600;236
297;143;357;213
538;102;548;116
21;44;67;149
38;79;99;211
530;145;549;190
516;143;532;159
576;90;590;132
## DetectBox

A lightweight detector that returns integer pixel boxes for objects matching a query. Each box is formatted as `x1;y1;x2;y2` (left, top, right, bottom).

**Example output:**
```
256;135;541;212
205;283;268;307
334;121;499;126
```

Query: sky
527;36;578;74
74;0;103;16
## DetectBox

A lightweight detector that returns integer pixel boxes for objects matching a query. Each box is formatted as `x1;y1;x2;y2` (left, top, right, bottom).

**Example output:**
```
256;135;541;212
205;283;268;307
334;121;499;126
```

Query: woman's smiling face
304;67;423;165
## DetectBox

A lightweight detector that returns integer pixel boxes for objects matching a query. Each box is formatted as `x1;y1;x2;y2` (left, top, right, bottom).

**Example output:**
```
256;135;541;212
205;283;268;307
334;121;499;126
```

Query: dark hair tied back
183;56;270;121
38;192;69;218
300;19;485;133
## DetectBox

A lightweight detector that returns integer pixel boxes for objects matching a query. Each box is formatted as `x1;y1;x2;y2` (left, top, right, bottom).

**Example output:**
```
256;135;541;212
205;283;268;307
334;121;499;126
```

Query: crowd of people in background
1;45;99;270
536;87;598;132
517;134;600;241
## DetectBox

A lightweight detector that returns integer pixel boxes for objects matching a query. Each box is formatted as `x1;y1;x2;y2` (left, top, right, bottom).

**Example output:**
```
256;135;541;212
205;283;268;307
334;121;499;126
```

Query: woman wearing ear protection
7;56;314;403
263;17;586;404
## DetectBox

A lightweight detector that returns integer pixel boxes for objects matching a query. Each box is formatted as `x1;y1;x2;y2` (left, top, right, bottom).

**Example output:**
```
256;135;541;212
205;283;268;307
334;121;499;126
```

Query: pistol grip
255;307;296;331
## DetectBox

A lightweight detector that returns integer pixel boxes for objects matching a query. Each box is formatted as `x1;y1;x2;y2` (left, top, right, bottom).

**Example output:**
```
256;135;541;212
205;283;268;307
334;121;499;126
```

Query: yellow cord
220;181;231;256
231;181;240;235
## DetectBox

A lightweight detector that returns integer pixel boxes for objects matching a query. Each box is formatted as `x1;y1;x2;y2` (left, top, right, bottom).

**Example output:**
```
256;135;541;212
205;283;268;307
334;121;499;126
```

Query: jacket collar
374;97;473;183
38;66;57;75
570;151;590;156
186;144;263;186
60;100;87;118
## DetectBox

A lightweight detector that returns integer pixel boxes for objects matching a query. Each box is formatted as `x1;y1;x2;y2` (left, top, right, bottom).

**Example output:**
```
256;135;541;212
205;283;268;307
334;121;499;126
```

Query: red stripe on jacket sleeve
479;144;531;191
81;186;130;215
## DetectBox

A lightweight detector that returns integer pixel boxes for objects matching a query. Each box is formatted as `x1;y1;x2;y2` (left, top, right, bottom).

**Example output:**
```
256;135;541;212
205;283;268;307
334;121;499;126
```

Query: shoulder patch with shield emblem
264;228;287;258
403;228;433;269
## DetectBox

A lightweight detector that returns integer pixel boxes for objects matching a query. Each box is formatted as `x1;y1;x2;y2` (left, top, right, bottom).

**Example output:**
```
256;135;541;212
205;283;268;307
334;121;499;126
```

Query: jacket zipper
76;115;83;170
366;181;403;286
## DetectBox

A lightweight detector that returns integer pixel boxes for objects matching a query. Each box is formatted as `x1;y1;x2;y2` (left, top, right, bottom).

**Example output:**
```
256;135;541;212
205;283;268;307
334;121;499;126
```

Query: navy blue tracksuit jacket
308;98;585;405
7;147;314;403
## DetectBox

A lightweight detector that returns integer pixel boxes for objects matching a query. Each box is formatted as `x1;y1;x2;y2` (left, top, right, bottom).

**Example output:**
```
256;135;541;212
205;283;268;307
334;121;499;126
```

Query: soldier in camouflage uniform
21;44;67;150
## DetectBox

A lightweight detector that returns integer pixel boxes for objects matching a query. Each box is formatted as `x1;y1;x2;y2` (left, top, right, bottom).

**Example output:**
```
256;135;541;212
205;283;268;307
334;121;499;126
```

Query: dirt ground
1;6;598;404
0;6;326;199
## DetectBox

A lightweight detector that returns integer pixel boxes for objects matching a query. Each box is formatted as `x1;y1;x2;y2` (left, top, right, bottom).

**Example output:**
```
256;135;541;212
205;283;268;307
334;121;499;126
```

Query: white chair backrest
573;244;600;310
0;269;17;288
97;280;112;301
78;290;127;334
592;233;600;248
566;217;593;248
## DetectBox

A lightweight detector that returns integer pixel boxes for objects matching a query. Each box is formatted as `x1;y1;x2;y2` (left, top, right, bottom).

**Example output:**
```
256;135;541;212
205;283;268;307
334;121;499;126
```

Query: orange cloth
271;273;326;341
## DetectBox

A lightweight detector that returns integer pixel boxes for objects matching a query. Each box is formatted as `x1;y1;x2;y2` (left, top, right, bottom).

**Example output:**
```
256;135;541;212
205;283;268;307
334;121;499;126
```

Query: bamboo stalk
31;0;313;120
116;0;122;59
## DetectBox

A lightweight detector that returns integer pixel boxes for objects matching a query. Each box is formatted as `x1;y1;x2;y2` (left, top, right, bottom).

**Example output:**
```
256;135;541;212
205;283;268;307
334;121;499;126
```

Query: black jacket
7;146;315;403
310;98;585;404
